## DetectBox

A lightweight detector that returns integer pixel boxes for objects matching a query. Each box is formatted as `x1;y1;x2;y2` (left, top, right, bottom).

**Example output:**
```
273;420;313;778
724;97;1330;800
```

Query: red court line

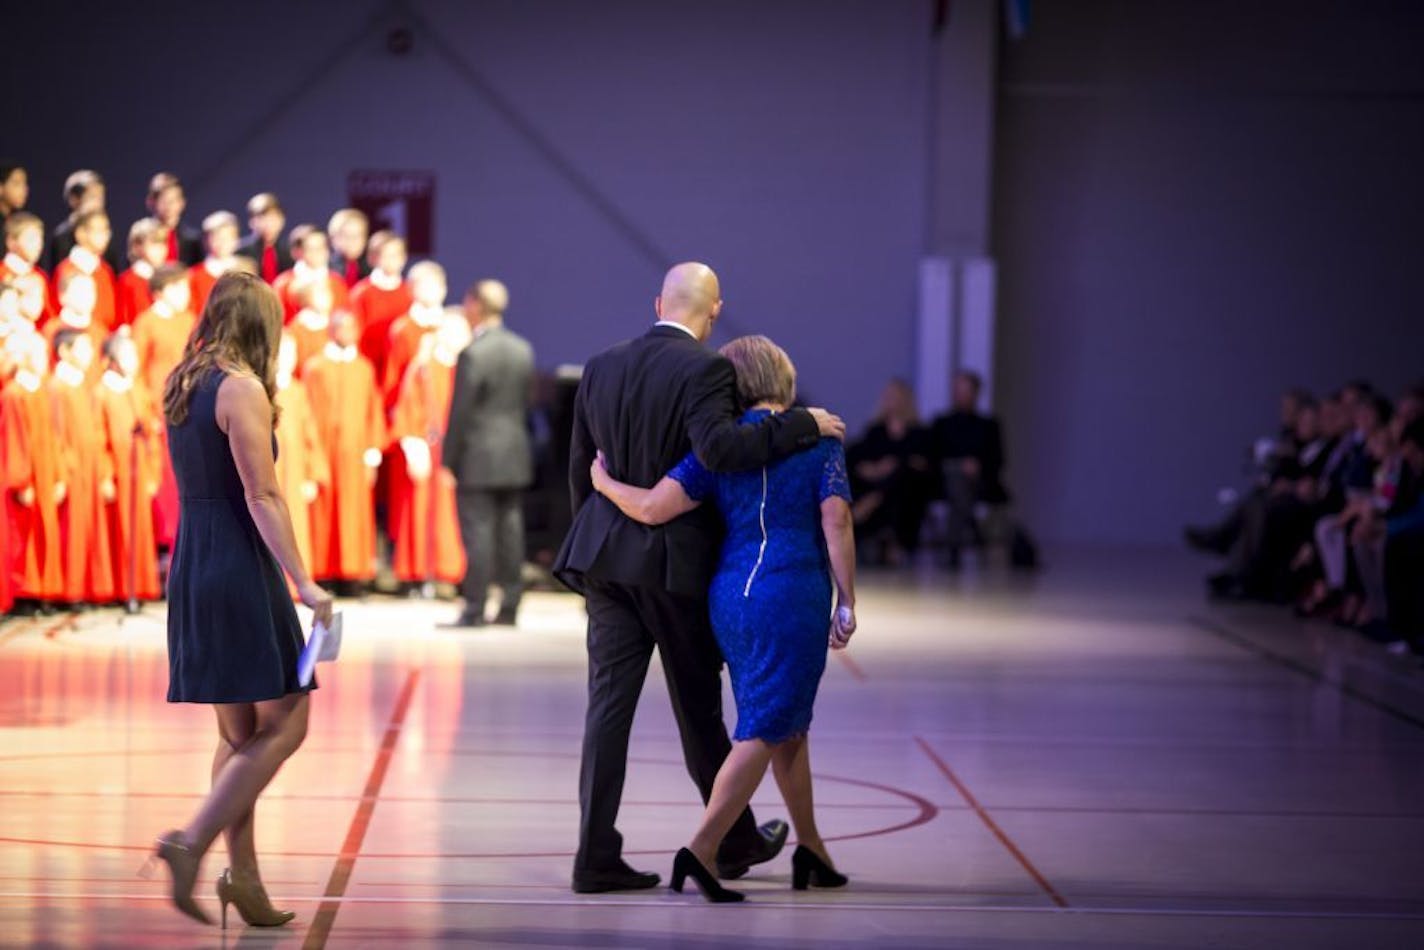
914;736;1069;908
303;669;420;950
835;650;869;682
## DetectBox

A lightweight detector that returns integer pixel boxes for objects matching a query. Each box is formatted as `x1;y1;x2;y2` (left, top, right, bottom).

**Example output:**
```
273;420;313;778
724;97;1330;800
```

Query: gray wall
8;0;932;432
993;0;1424;545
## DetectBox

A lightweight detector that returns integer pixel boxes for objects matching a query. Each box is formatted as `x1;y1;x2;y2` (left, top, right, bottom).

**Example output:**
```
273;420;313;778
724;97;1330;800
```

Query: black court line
1187;615;1424;733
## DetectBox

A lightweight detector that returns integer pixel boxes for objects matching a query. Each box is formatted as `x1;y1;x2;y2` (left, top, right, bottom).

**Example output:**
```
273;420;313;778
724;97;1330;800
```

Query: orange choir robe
273;377;330;593
0;257;56;325
350;279;413;383
304;346;386;581
381;312;441;409
273;268;350;324
133;305;196;548
1;376;64;602
188;261;229;316
96;373;162;602
288;312;331;375
53;257;118;332
387;356;465;584
51;367;116;604
115;266;155;329
0;380;22;613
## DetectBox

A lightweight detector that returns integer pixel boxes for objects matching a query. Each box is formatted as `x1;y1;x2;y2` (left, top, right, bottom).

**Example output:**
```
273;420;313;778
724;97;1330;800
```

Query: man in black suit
147;172;204;266
236;192;292;283
930;370;1007;566
46;169;123;274
554;262;846;894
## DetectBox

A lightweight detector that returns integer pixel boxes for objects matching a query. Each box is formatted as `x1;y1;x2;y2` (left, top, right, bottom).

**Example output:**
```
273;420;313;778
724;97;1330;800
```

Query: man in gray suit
442;279;535;627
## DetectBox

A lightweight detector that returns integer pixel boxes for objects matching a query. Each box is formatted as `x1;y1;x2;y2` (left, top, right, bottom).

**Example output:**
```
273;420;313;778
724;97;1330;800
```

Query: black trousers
456;488;524;618
1385;531;1424;647
575;578;761;873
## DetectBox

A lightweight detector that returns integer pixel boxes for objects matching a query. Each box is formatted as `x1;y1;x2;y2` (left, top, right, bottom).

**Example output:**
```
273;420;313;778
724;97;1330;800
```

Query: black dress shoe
438;613;485;629
717;819;789;880
572;862;661;894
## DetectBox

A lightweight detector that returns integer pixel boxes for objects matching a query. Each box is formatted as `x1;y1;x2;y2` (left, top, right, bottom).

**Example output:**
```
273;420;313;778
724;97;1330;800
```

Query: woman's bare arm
591;454;700;526
217;373;333;627
821;495;856;645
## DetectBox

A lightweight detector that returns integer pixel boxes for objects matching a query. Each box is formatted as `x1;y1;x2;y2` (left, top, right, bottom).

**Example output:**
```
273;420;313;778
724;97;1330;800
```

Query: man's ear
654;295;664;320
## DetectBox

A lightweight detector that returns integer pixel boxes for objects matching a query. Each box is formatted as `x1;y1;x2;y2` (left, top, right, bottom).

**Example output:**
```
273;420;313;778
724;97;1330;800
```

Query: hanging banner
346;170;436;254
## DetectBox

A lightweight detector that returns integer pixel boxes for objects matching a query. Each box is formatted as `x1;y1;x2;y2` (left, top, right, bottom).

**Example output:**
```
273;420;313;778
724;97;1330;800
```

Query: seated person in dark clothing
1377;419;1424;653
847;379;933;565
928;370;1007;566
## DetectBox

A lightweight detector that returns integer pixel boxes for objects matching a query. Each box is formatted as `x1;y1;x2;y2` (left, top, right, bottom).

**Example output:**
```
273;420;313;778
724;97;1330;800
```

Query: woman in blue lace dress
591;335;858;902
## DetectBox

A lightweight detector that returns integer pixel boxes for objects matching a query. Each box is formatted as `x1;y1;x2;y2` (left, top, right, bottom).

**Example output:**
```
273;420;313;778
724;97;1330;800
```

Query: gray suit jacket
443;323;535;490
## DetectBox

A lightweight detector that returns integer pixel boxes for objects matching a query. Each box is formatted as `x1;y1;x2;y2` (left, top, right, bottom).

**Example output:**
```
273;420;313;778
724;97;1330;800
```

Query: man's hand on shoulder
808;408;846;442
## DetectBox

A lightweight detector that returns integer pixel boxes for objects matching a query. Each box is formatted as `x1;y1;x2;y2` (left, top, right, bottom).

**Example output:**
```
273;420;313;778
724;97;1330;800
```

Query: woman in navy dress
591;334;858;902
149;271;334;928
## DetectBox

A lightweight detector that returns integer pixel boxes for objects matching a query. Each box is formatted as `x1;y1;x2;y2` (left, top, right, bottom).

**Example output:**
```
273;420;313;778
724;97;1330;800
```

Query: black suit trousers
575;579;761;872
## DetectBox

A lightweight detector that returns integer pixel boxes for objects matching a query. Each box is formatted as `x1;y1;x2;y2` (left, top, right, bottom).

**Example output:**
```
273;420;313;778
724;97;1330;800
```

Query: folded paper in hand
297;612;343;688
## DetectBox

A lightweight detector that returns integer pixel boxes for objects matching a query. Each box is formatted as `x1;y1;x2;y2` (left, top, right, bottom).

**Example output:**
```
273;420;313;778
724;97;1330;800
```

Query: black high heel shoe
670;848;745;903
792;845;848;890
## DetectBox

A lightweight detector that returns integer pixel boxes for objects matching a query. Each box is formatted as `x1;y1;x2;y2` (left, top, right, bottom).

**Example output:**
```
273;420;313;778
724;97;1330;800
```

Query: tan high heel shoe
216;868;296;929
141;830;213;925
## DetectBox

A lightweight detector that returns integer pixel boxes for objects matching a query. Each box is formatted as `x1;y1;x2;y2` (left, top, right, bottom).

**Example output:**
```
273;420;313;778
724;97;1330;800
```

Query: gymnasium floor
1;549;1422;948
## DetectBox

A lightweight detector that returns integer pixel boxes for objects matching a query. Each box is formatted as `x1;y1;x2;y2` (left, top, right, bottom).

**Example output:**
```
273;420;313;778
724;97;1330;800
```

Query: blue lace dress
669;409;852;742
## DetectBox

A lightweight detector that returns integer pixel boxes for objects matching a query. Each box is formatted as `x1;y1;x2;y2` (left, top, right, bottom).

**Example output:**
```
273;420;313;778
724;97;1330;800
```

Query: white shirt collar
323;341;358;363
132;260;155;281
57;309;93;329
151;299;175;319
409;302;444;327
3;252;32;276
654;320;698;340
204;257;232;278
54;362;86;388
14;369;42;393
102;369;133;393
369;269;403;292
296;308;330;330
68;246;99;274
293;260;326;282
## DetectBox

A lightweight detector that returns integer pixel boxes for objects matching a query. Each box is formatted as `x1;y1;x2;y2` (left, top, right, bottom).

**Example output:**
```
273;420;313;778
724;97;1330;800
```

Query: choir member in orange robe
52;209;117;332
114;217;168;328
1;332;65;609
387;317;469;587
350;230;412;383
147;172;203;266
305;311;386;587
273;334;330;595
131;265;195;550
50;329;115;605
95;333;161;603
1;212;57;326
273;224;349;323
381;260;448;409
328;208;371;289
188;210;241;315
0;286;26;614
289;280;335;373
42;273;107;380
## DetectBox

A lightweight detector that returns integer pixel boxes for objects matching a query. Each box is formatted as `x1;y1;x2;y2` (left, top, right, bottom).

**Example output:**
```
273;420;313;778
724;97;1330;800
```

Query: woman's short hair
719;335;796;408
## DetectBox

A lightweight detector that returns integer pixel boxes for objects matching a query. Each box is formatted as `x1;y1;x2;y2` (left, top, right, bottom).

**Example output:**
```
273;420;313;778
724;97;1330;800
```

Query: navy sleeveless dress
165;369;313;704
669;409;852;742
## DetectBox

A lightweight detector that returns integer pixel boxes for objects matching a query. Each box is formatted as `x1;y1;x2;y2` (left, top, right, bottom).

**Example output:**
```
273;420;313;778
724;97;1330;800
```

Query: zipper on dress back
743;466;769;597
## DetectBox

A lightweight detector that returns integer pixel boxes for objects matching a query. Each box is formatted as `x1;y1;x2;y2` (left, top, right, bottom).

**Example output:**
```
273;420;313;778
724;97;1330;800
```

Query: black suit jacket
443;324;536;490
236;235;293;276
930;410;1009;504
553;324;819;597
173;223;204;266
47;218;124;274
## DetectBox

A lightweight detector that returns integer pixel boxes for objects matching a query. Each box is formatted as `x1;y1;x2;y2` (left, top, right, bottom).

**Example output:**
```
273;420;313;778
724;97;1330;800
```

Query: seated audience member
1372;418;1424;654
146;172;203;266
929;370;1007;567
846;378;932;566
236;192;292;283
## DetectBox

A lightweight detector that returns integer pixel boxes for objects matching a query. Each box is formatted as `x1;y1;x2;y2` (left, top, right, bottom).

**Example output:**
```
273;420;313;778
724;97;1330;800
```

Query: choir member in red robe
381;260;448;409
50;329;115;605
147;172;203;266
273;334;330;595
236;192;292;284
115;217;169;328
95;333;161;603
0;286;27;614
289;279;335;373
132;265;195;550
304;311;386;588
387;316;469;588
273;224;349;323
1;332;65;610
1;212;56;326
350;230;412;382
188;211;240;315
328;208;371;289
43;273;107;379
52;209;117;332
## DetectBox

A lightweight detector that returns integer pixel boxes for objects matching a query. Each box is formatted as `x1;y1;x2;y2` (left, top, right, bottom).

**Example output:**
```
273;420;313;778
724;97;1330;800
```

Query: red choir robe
386;353;465;584
53;250;118;332
273;376;330;593
350;277;413;384
188;259;231;316
115;263;156;329
95;372;162;602
133;304;196;548
0;376;19;613
288;310;331;375
0;253;56;325
1;372;65;602
50;363;116;603
381;307;443;410
304;344;386;581
273;265;350;324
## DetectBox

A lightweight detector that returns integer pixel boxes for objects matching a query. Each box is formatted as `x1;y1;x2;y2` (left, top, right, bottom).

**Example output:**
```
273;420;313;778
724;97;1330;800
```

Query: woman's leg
183;693;310;857
771;736;833;865
686;740;774;870
211;704;259;879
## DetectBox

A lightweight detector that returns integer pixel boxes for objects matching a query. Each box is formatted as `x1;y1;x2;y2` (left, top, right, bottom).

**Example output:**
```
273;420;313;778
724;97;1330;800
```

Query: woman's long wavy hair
162;271;283;427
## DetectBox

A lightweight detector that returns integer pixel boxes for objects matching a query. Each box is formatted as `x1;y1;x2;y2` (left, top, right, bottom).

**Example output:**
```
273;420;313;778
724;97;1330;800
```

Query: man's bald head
655;262;722;341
